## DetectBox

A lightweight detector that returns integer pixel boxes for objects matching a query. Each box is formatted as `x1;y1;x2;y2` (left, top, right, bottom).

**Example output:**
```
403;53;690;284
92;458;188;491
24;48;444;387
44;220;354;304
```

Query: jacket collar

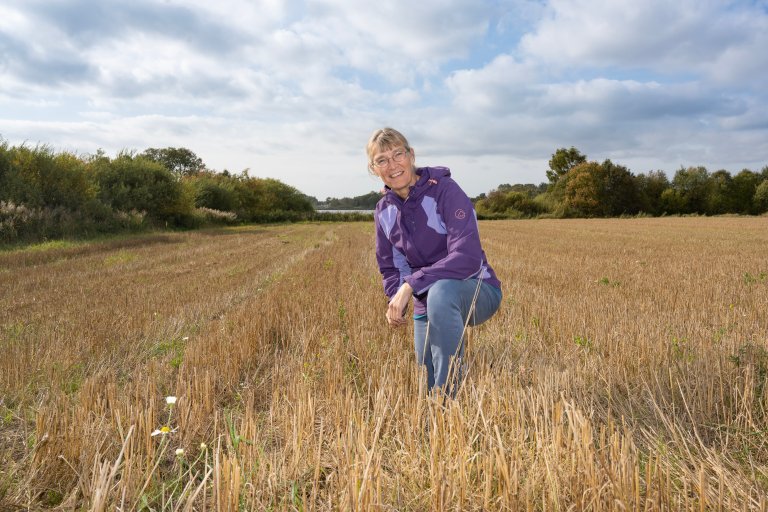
383;168;431;204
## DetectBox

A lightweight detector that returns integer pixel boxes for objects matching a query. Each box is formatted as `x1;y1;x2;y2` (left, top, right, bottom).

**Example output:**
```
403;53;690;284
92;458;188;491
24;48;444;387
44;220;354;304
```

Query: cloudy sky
2;0;767;199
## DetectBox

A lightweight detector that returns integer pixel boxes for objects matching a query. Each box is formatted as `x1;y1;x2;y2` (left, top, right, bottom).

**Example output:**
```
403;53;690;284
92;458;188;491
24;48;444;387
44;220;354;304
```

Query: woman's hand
386;282;413;327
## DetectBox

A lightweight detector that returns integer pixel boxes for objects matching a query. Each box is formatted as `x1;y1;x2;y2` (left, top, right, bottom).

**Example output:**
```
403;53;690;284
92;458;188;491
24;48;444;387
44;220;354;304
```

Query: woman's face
371;145;416;198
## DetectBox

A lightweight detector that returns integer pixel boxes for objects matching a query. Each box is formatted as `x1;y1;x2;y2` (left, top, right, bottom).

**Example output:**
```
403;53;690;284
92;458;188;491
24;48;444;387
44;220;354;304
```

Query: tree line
3;139;766;245
310;191;381;210
0;141;314;244
474;147;768;218
304;147;768;217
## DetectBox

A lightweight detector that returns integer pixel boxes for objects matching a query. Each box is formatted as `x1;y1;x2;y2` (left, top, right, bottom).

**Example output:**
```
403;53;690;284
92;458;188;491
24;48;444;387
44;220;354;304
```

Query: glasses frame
372;147;410;169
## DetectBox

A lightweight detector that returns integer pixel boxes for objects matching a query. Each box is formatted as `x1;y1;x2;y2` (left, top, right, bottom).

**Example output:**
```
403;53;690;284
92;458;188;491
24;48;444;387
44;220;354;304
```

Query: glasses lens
373;148;407;168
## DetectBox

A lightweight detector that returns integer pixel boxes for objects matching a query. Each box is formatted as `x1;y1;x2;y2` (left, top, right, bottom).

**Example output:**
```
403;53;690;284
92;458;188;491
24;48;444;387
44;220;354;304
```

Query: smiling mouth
389;170;404;179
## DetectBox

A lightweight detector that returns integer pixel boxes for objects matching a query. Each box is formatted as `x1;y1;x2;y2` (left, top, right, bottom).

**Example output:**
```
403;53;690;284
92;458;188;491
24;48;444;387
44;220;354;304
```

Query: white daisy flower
150;426;177;436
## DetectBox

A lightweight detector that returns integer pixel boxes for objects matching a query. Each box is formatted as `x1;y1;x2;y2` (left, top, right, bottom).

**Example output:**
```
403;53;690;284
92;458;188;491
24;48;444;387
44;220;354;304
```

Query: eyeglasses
372;148;410;169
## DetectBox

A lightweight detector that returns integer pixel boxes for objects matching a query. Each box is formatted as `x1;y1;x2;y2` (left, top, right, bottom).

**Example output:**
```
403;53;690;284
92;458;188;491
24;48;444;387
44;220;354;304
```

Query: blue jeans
413;279;502;393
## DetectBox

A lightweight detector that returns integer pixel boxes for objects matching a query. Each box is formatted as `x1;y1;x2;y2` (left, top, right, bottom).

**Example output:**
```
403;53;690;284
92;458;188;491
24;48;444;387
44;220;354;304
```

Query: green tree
141;147;205;177
500;183;548;197
660;188;686;214
49;153;99;209
475;189;545;218
93;154;189;222
260;178;314;213
731;169;761;214
0;139;15;202
670;166;710;214
232;176;266;219
754;180;768;213
546;147;587;185
0;145;97;210
600;159;639;216
3;145;46;207
189;171;241;212
706;169;735;215
634;170;670;215
230;175;312;222
321;191;381;210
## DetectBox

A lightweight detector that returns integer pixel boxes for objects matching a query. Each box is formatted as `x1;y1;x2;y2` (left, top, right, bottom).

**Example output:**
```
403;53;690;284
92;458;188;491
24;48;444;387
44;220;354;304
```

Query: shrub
0;200;150;244
308;211;373;222
188;173;241;212
93;154;190;223
475;190;548;218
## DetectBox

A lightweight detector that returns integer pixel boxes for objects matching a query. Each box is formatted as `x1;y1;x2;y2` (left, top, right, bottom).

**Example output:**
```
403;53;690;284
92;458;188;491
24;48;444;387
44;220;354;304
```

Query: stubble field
1;217;767;511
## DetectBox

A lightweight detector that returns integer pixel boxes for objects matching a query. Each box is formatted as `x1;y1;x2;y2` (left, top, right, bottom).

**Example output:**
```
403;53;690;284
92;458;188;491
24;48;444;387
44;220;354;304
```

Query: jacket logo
455;209;466;219
428;179;438;185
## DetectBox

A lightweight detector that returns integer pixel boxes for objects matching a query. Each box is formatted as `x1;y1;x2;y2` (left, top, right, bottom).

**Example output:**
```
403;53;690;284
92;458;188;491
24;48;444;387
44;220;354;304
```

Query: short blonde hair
366;127;411;173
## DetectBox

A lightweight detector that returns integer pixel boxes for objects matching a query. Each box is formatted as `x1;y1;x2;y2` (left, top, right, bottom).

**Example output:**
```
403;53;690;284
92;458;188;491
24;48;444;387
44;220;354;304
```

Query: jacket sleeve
404;179;486;295
374;207;409;299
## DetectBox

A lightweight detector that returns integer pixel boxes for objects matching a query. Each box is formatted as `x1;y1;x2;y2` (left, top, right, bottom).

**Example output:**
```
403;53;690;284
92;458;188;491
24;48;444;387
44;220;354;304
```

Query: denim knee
426;279;463;316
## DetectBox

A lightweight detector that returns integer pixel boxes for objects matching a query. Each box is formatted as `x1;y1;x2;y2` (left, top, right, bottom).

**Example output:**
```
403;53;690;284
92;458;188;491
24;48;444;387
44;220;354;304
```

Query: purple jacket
374;166;501;316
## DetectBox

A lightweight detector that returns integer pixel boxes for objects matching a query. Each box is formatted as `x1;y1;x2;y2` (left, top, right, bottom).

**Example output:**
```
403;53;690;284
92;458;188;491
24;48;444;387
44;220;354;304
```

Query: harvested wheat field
1;217;767;511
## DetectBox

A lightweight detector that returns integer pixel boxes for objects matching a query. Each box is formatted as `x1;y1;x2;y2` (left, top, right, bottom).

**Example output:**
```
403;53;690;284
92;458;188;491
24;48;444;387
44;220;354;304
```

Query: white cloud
519;0;768;84
447;54;539;112
312;0;490;59
445;57;744;161
0;4;31;34
297;0;492;86
390;88;420;106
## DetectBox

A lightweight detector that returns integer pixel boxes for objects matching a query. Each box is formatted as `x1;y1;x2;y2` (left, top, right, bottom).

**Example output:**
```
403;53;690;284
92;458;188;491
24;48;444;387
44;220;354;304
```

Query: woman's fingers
386;282;412;327
386;305;406;326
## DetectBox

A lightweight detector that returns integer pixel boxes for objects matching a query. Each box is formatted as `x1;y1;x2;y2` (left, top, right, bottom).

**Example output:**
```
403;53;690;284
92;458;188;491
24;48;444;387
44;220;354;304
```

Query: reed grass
1;218;766;510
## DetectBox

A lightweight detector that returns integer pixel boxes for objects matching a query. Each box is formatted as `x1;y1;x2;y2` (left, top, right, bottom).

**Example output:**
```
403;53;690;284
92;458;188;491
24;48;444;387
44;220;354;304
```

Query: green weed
596;276;621;287
573;335;593;351
669;336;693;361
25;240;79;252
104;250;137;266
149;336;187;368
729;343;768;401
743;271;767;285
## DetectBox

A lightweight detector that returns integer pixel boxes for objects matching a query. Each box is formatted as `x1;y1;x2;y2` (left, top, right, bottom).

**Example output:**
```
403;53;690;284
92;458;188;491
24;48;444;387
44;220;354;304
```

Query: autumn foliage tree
563;162;603;216
560;160;638;217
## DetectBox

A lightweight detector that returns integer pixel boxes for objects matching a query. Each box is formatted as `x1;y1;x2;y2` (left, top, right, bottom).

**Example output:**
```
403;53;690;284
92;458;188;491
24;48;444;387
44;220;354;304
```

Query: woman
367;127;502;393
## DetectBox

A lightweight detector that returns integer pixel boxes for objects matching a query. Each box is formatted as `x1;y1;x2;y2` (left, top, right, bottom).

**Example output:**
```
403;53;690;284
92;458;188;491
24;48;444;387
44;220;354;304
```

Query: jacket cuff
404;271;426;294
